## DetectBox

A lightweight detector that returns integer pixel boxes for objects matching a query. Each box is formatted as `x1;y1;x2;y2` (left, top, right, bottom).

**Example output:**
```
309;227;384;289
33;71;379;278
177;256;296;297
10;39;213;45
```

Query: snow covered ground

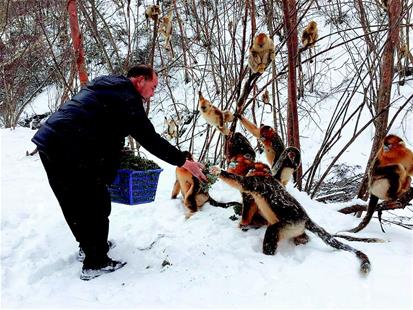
1;127;412;309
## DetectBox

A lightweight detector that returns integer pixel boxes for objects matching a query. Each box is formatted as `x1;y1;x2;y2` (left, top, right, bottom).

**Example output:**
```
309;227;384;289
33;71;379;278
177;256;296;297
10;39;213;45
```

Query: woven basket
108;168;163;205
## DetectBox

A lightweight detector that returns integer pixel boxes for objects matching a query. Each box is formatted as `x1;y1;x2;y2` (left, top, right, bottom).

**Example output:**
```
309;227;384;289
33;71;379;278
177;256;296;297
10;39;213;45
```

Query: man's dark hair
127;65;156;80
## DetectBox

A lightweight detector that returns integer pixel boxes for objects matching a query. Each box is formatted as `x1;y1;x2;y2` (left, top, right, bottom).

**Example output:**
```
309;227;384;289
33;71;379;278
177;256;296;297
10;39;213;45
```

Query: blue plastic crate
108;168;163;205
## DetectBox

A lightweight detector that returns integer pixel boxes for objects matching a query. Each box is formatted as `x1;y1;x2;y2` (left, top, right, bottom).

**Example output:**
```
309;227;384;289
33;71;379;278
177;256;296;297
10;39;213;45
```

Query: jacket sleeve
127;99;186;167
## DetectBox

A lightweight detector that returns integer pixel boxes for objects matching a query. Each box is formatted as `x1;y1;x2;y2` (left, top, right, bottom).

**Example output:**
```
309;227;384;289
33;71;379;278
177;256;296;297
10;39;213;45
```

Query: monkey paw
257;64;266;73
293;233;310;245
185;211;196;219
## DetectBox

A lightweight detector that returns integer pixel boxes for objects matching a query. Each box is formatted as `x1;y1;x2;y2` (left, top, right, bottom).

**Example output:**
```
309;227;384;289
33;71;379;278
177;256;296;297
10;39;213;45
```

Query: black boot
80;256;126;281
77;240;115;262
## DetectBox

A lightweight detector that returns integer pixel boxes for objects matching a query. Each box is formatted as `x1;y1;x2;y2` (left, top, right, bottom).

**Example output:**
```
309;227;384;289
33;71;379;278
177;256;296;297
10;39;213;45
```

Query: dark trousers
39;151;112;268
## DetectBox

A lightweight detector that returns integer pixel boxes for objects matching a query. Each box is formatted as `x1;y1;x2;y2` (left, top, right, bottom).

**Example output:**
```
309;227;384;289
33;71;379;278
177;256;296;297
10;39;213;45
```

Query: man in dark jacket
32;65;206;281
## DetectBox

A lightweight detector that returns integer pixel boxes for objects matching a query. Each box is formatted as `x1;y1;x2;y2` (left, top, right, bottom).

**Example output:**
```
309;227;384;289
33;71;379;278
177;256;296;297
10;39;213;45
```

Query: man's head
127;65;158;101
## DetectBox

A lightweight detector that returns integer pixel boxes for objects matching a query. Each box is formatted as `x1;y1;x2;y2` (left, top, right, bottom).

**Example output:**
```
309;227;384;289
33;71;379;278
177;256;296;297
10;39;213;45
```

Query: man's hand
182;159;207;181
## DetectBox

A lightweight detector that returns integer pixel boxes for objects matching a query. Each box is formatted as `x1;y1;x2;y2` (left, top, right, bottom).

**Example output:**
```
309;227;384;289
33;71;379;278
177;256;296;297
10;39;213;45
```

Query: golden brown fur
227;154;255;176
172;152;241;218
145;5;160;21
347;134;413;233
238;116;285;169
240;162;272;227
159;10;173;49
248;33;275;74
165;117;178;140
210;167;372;274
369;134;413;200
238;115;301;186
301;21;318;48
301;21;318;49
262;89;270;105
171;166;209;219
199;91;234;135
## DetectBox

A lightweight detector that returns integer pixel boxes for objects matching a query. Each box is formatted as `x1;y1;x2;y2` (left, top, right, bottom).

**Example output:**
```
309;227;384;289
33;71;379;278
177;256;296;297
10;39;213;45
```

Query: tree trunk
67;0;88;87
357;0;401;205
282;0;302;189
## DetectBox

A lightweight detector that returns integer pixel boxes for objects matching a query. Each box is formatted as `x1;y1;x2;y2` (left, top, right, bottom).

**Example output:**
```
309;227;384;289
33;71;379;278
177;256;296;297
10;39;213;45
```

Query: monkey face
255;33;268;49
383;134;404;152
145;5;160;20
228;155;254;176
259;125;275;141
286;150;299;167
309;21;317;30
199;98;211;113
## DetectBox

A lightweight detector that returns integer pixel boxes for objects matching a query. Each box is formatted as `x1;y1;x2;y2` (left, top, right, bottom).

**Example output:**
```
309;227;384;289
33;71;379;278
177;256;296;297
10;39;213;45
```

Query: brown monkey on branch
159;9;173;49
301;21;318;50
248;33;275;74
164;117;178;140
262;89;270;105
171;152;241;218
145;5;160;22
346;134;413;233
376;0;388;11
209;167;373;275
199;91;234;136
300;21;318;66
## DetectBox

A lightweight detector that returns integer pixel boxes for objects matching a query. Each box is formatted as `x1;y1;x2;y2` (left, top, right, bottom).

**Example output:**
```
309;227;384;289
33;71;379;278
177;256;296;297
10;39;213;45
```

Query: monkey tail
333;234;386;243
345;195;379;233
305;220;371;275
208;197;242;209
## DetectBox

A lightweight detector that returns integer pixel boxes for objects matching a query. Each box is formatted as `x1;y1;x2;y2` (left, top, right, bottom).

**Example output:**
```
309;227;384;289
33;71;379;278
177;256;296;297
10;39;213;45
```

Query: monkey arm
239;116;260;138
240;193;258;226
223;111;234;122
270;49;275;61
171;179;181;199
209;168;245;191
248;53;258;73
218;110;225;128
183;180;198;213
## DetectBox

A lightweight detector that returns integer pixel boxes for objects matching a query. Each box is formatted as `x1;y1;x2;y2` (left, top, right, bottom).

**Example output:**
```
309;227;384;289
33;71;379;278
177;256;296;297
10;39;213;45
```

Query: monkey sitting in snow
171;152;241;218
209;166;386;275
225;132;268;228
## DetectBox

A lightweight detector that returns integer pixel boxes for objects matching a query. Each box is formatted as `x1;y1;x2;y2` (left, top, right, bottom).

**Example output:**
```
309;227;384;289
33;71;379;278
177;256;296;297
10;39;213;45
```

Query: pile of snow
1;128;412;308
